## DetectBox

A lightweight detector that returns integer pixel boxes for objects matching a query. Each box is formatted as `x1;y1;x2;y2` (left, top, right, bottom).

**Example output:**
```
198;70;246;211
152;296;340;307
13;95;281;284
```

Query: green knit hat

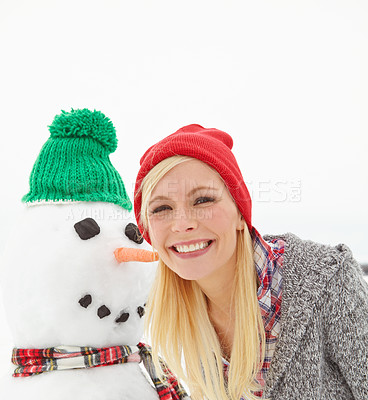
22;108;132;210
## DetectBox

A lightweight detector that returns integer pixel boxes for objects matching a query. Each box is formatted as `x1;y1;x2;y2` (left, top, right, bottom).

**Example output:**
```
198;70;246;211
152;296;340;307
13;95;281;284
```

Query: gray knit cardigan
261;232;368;400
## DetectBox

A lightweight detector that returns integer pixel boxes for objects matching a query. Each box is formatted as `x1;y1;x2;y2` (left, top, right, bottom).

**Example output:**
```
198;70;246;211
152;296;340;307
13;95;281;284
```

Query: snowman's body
0;202;159;399
0;363;156;399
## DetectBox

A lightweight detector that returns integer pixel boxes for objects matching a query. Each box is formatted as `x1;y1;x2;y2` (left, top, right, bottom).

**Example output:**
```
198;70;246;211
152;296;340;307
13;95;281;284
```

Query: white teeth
174;241;211;253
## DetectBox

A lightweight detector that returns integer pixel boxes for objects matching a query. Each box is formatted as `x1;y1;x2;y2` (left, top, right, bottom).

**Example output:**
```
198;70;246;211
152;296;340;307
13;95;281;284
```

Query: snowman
0;109;189;400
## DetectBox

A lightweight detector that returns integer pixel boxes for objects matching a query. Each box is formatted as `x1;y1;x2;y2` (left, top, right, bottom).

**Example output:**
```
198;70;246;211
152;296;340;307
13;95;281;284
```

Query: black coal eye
125;223;143;244
74;218;100;240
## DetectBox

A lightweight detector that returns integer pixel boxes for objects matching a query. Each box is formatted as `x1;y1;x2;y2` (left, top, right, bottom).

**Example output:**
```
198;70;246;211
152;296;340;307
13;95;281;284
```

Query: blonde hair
136;155;266;400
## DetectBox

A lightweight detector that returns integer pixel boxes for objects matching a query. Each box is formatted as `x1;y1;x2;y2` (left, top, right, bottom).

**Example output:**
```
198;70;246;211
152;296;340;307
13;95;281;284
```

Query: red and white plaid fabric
138;343;189;400
12;343;189;400
12;345;140;377
223;227;285;399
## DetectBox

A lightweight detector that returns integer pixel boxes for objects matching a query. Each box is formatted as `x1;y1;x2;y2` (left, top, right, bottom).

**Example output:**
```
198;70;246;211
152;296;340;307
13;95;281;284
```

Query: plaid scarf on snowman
12;342;190;400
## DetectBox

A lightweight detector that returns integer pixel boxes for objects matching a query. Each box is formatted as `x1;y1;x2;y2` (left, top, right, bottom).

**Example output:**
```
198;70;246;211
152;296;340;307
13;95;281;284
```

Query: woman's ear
236;214;246;231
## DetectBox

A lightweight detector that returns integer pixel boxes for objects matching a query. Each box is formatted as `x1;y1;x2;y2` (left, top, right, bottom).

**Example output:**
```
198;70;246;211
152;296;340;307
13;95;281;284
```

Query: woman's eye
195;196;215;205
152;205;171;214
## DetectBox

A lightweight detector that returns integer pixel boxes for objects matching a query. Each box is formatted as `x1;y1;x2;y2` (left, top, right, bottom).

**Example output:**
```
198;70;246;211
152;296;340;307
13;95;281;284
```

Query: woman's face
147;159;245;282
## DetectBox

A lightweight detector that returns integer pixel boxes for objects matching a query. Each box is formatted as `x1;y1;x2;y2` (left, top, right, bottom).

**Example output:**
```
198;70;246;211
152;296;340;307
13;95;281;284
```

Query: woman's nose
170;208;198;232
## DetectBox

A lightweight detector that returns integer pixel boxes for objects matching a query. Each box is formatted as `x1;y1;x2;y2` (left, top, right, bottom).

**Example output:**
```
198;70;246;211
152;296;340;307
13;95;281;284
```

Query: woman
133;124;368;400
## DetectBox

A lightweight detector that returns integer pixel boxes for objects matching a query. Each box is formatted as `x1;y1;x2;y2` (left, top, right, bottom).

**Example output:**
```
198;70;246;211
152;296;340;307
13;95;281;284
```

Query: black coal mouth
78;293;146;322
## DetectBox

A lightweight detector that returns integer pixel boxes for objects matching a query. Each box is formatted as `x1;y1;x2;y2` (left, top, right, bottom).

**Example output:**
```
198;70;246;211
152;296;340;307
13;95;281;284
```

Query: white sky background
0;0;367;374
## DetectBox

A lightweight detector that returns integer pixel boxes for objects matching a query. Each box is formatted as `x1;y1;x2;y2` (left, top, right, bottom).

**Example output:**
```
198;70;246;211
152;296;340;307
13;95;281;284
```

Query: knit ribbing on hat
22;109;132;211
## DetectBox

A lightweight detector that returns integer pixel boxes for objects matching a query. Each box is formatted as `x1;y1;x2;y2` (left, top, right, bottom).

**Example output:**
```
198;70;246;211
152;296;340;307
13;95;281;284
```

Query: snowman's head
0;109;157;348
1;202;156;348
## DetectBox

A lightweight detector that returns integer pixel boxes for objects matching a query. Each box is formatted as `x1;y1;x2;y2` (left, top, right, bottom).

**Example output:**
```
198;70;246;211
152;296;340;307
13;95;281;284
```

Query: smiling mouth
171;240;213;254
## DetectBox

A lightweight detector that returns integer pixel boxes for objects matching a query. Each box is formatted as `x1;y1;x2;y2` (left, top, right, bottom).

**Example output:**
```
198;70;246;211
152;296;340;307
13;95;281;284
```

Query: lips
169;240;215;259
171;240;213;253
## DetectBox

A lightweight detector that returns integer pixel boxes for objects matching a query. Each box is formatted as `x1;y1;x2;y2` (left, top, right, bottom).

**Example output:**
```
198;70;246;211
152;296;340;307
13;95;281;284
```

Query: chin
172;266;215;282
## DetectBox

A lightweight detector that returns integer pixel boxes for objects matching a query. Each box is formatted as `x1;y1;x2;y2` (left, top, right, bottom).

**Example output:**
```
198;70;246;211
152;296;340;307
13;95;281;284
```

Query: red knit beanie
134;124;252;245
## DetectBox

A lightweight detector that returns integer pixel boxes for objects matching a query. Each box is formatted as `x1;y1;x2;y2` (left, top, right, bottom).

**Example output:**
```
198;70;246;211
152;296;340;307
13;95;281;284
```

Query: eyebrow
149;186;220;205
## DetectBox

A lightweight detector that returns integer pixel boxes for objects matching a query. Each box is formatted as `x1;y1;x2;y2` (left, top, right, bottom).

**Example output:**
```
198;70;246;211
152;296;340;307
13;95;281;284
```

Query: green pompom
48;108;117;153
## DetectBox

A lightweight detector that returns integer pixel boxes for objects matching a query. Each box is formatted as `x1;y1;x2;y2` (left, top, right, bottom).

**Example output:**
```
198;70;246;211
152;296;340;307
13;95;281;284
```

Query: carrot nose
114;247;159;263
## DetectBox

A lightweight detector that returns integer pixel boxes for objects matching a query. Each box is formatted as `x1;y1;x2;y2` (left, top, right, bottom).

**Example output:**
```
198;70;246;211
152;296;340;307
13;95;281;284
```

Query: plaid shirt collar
252;226;284;324
223;227;285;398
